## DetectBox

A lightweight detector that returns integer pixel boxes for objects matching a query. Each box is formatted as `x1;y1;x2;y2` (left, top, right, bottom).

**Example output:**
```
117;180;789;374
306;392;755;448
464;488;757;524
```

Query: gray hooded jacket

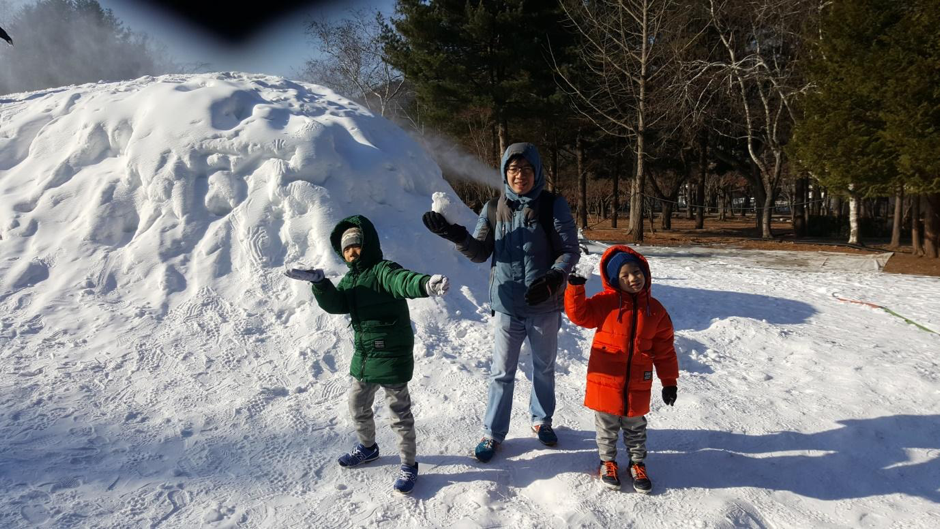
457;143;580;317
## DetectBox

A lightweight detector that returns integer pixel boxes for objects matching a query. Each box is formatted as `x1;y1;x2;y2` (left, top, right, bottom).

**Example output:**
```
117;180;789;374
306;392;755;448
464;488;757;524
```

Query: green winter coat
311;215;430;384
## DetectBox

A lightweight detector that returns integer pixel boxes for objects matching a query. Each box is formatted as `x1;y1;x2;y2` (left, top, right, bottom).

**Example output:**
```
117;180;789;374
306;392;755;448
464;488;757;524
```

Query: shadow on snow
650;414;940;503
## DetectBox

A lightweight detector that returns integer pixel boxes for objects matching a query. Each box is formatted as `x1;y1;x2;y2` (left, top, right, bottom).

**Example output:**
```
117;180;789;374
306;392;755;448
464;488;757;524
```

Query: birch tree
689;0;813;239
555;0;683;242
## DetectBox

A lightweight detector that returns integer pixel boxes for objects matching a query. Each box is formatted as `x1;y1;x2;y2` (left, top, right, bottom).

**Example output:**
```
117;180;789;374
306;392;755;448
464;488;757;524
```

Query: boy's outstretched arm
376;261;432;299
563;279;611;329
285;267;350;314
310;278;350;314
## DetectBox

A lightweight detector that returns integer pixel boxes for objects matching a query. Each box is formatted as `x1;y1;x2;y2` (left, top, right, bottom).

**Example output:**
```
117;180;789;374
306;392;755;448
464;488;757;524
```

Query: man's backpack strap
485;192;562;264
538;191;559;260
485;197;499;236
485;197;500;269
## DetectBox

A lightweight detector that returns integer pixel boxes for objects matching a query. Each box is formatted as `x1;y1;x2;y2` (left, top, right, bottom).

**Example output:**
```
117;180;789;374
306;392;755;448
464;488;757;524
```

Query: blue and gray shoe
338;443;379;467
393;462;419;494
474;437;500;462
532;424;558;446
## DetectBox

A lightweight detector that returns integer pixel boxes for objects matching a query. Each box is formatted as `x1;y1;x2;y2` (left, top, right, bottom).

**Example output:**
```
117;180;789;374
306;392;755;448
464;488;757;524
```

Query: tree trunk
761;191;774;239
848;185;861;245
802;177;810;226
646;196;656;235
889;185;904;249
629;133;646;242
749;160;765;235
612;144;620;228
793;177;806;237
695;130;706;229
576;132;587;229
925;192;940;258
497;112;509;156
912;195;924;256
787;185;794;227
686;181;694;219
662;202;673;229
809;181;819;216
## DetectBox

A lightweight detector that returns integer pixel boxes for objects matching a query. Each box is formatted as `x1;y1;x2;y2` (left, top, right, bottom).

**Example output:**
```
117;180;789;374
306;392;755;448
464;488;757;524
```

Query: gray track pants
595;411;647;463
348;379;416;466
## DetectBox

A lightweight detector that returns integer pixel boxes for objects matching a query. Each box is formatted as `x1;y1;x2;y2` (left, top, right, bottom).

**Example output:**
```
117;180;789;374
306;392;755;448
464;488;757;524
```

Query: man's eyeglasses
507;165;535;176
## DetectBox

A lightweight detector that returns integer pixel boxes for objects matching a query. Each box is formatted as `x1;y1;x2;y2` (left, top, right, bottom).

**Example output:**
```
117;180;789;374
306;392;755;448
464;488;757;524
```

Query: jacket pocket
588;346;628;381
593;331;625;354
359;318;409;356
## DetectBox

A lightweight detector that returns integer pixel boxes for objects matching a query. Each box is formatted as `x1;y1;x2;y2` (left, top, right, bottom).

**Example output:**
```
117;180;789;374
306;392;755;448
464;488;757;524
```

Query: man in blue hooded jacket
422;143;580;462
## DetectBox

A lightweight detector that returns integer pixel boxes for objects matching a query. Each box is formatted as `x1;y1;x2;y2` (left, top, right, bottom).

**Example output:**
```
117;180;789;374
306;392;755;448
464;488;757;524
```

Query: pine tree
881;0;940;256
382;0;570;156
793;0;940;253
791;0;903;244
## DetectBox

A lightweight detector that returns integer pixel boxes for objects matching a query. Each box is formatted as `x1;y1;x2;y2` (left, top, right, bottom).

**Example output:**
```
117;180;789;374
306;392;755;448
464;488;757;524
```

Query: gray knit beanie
341;227;363;251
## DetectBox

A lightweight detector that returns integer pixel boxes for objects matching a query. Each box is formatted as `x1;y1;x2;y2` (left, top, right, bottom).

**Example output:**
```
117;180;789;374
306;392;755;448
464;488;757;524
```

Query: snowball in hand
431;192;462;224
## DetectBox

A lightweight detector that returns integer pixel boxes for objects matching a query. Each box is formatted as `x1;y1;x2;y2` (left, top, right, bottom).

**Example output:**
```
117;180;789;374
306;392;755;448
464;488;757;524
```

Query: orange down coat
564;245;679;417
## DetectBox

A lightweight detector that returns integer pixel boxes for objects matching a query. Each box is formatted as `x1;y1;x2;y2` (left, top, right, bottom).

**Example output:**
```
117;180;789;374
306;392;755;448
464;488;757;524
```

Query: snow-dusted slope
1;74;939;528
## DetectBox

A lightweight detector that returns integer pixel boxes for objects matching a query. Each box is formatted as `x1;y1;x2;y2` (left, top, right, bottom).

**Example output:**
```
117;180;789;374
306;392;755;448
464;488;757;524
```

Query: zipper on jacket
623;293;639;414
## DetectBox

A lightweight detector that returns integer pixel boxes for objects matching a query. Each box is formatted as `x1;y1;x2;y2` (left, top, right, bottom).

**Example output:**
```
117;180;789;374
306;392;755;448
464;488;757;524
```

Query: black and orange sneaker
629;461;652;494
532;424;558;446
599;460;621;490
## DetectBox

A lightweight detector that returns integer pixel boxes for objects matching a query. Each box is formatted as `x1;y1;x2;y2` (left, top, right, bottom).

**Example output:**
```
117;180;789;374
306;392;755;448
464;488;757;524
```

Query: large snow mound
0;72;478;320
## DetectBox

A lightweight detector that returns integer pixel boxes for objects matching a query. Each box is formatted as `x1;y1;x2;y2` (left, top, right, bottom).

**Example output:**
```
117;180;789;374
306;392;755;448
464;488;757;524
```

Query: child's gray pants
348;378;416;466
595;411;647;463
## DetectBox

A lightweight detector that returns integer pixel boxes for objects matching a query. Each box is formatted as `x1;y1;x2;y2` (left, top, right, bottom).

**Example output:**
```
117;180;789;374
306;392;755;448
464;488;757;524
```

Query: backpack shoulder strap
537;191;560;259
485;197;499;231
485;197;500;268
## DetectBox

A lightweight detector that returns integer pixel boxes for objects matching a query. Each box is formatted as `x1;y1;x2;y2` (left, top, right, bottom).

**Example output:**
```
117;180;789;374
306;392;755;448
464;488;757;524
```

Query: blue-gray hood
500;142;545;203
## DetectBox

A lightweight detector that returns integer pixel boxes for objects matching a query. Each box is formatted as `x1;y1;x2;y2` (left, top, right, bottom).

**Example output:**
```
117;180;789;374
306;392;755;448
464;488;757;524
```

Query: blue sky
7;0;396;78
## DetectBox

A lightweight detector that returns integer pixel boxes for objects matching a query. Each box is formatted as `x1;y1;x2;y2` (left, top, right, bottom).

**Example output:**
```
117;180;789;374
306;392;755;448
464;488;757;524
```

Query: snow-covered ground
1;73;938;528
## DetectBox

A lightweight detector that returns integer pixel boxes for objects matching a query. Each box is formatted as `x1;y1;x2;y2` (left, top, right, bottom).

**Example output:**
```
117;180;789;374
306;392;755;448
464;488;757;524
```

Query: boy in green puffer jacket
285;215;450;494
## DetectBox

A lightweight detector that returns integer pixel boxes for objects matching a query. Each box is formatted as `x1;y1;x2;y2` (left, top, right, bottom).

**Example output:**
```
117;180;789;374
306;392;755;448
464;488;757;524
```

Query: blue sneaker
532;424;558;446
474;437;499;462
338;443;379;467
393;463;419;494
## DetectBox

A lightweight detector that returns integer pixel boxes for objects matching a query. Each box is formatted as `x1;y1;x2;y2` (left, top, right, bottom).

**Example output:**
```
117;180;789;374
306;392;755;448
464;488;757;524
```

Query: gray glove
284;268;325;283
425;274;450;296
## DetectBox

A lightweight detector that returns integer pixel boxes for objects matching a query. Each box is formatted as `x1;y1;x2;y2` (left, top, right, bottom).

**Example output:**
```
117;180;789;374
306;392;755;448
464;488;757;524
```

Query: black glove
567;274;587;286
422;211;469;244
662;386;677;406
524;269;566;306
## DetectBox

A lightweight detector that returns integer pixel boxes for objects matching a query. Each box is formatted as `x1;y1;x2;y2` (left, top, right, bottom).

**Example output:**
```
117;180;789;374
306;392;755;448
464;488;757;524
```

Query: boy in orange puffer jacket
564;245;678;493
